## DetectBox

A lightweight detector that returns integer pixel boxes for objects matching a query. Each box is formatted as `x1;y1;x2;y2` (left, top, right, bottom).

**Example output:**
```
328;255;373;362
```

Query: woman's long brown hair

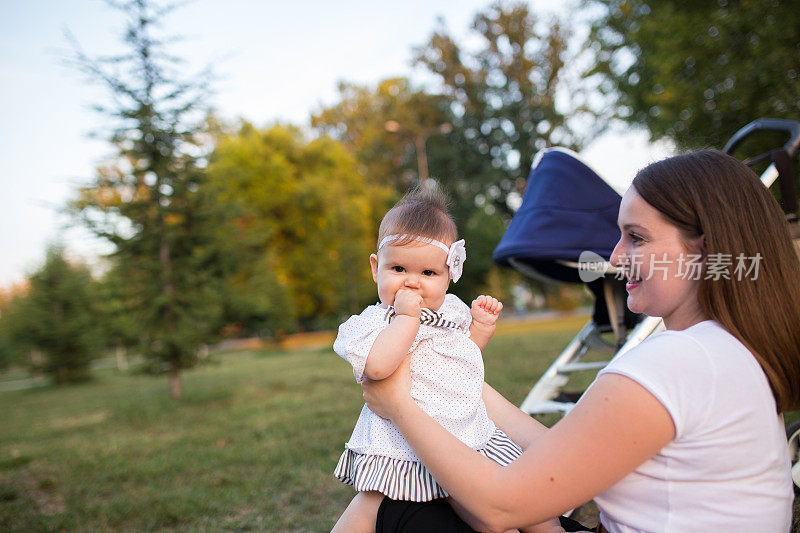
633;150;800;412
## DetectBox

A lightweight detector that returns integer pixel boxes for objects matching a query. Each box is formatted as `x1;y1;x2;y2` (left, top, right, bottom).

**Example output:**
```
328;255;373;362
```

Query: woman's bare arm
482;382;547;450
363;360;675;532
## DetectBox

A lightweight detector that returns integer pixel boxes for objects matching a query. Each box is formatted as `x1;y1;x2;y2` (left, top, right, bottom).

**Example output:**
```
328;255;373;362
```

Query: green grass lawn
1;317;797;531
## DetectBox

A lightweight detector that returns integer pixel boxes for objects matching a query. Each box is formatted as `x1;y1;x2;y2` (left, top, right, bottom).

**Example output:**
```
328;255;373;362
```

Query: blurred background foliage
585;0;800;149
1;0;797;395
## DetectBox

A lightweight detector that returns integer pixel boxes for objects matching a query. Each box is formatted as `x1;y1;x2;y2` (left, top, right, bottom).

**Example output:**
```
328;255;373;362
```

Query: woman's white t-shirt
594;320;792;532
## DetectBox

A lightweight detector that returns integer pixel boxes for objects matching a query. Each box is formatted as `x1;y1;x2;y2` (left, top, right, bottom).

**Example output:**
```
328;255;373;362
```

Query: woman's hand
361;355;413;420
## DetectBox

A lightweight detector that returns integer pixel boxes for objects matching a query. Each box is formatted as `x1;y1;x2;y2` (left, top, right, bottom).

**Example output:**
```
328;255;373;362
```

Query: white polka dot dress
333;293;523;501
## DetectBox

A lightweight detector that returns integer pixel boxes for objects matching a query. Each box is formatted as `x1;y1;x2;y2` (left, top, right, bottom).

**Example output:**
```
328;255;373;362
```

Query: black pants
375;497;594;532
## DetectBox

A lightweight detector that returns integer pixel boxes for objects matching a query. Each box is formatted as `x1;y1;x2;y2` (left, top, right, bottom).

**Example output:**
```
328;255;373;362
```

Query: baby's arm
469;295;503;351
363;289;421;380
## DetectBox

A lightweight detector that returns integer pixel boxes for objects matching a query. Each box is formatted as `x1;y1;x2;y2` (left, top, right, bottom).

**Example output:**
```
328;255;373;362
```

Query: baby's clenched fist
471;295;503;326
394;289;423;318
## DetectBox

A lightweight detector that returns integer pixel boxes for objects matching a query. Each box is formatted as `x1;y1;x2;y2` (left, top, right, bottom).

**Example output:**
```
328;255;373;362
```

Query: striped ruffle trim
333;428;523;502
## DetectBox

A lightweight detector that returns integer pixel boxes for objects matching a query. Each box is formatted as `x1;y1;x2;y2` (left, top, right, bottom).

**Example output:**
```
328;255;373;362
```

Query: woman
362;150;800;532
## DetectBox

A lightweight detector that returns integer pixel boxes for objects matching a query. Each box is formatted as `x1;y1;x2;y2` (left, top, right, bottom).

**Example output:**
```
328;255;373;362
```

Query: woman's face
610;188;707;330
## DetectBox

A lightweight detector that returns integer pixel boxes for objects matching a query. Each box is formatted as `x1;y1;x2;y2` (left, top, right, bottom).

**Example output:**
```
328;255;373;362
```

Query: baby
331;188;564;533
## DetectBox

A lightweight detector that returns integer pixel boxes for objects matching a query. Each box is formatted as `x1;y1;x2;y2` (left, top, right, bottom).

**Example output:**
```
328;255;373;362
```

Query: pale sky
0;0;671;288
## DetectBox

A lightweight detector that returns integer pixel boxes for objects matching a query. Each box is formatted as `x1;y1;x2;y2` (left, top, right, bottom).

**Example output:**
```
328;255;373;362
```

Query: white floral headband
378;234;466;282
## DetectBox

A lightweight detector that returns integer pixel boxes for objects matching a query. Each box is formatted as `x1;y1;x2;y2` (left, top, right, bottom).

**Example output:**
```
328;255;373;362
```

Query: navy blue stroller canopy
493;147;622;270
494;148;630;330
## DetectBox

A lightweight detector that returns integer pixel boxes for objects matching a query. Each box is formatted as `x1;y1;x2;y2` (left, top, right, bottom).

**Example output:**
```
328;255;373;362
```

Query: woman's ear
370;254;379;282
687;234;707;264
697;234;706;254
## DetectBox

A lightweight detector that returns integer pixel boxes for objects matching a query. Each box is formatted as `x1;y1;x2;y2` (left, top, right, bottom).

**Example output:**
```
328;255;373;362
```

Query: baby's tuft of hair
378;186;458;247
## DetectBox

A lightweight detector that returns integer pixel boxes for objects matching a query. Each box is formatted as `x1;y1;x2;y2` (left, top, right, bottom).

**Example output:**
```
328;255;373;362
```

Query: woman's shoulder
603;321;726;381
644;320;749;360
633;320;741;351
602;320;758;400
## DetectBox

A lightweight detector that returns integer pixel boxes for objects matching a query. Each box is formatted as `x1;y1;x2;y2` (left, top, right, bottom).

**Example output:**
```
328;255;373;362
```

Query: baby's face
370;241;450;311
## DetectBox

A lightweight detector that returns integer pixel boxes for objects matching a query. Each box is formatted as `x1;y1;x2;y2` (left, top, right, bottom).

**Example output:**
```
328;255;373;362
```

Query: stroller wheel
787;420;800;495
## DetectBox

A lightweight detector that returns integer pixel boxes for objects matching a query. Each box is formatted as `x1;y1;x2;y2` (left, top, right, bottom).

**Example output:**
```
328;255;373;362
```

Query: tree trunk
169;362;181;399
160;236;181;399
115;346;128;372
414;133;429;185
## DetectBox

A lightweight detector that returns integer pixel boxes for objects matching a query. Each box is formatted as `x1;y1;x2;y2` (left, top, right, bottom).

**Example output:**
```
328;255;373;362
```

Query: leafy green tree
206;123;381;332
5;248;100;383
0;284;27;371
413;1;592;216
313;78;454;193
0;330;13;371
68;0;223;398
585;0;800;149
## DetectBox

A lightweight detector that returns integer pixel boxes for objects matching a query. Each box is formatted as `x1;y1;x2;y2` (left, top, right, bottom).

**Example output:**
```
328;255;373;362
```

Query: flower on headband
446;239;466;282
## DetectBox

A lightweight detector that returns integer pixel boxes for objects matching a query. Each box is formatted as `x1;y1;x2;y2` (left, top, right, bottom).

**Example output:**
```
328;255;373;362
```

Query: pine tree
9;247;100;383
68;0;222;398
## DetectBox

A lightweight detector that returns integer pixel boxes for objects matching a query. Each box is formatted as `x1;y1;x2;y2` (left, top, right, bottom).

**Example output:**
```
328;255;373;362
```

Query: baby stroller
493;118;800;492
